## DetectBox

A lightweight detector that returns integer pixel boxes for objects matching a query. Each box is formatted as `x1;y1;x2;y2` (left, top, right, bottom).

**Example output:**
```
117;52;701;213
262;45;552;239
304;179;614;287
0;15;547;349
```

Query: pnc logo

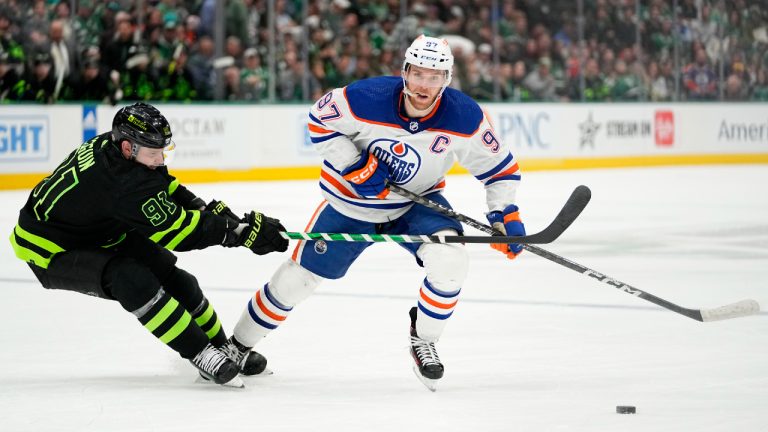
369;138;421;184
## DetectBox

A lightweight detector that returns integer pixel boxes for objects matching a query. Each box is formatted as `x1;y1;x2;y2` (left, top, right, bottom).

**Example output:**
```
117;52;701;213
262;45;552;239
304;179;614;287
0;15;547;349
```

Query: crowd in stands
1;0;767;104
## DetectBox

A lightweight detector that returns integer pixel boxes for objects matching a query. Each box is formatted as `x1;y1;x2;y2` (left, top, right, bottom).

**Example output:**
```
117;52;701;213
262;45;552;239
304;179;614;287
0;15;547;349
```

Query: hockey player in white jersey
228;35;525;390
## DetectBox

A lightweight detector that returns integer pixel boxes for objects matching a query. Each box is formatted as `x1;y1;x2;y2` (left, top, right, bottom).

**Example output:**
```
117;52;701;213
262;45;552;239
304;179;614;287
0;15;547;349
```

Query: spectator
188;35;215;99
157;44;198;101
522;56;556;101
611;59;641;100
20;51;56;103
751;68;768;101
240;47;268;101
684;47;717;100
569;58;610;101
647;60;672;101
0;49;22;100
102;16;136;74
60;57;113;103
49;19;78;98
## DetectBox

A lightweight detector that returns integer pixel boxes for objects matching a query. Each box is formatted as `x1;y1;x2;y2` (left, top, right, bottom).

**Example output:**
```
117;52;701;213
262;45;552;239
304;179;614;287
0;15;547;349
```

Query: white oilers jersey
308;76;521;223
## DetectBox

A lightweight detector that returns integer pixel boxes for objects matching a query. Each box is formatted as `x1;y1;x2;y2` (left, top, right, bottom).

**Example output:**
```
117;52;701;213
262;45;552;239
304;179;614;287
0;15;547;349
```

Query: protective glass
162;141;176;166
405;68;447;88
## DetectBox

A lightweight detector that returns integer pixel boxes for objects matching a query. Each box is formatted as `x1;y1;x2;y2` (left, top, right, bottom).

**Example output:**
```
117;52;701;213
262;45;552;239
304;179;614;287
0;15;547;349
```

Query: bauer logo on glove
236;211;288;255
243;212;262;248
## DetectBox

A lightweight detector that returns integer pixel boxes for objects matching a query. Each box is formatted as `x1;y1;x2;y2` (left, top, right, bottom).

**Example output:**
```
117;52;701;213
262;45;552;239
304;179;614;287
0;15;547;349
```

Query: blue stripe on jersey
247;299;278;330
320;183;412;209
424;278;460;298
264;283;292;312
323;160;343;173
485;174;522;186
475;153;514;181
418;302;453;320
310;131;343;144
308;112;325;126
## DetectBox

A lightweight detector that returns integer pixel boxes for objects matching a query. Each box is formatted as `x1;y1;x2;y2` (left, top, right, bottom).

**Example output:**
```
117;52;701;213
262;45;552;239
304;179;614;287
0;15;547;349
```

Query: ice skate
191;343;245;388
408;307;444;392
220;336;272;376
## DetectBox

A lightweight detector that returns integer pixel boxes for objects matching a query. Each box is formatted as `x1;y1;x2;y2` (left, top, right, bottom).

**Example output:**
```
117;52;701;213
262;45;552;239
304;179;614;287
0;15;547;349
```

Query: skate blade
194;374;246;389
411;366;438;392
243;367;274;377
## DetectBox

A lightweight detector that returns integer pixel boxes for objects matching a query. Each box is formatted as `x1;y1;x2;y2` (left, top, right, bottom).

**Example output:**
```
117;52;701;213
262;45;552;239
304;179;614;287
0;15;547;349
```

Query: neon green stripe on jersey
204;319;222;339
159;311;192;344
149;209;188;244
168;179;180;195
144;297;180;332
9;230;53;269
165;210;200;251
13;224;65;254
194;303;215;327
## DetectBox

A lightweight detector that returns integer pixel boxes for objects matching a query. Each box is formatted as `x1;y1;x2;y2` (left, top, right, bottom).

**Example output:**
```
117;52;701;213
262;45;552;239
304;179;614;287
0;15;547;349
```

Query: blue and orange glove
341;151;390;199
486;204;526;259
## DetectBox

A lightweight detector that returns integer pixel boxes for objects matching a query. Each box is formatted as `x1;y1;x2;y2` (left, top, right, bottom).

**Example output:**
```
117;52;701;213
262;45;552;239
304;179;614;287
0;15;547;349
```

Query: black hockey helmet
112;102;172;149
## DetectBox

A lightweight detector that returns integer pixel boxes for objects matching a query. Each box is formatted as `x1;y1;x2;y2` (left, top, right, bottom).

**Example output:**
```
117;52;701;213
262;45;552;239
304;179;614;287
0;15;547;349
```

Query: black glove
235;211;289;255
205;199;242;224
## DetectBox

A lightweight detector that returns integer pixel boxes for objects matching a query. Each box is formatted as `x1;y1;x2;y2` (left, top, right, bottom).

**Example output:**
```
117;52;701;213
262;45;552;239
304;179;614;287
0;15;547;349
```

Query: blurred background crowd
1;0;767;104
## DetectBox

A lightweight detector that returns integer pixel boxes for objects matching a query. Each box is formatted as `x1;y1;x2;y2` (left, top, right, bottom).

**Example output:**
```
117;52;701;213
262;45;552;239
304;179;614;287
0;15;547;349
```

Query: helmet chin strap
403;88;441;118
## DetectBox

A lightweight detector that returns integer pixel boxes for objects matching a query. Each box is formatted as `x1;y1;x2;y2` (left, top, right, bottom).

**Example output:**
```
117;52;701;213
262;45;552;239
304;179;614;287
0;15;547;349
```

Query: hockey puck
616;406;636;414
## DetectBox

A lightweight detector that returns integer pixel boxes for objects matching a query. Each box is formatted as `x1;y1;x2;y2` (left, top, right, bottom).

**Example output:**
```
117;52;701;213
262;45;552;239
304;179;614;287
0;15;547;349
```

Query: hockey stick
280;183;591;245
388;183;761;322
282;230;561;244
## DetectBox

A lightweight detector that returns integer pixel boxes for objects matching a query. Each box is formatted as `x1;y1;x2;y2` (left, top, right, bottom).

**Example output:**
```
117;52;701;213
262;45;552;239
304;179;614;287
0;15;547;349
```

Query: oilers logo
368;138;421;184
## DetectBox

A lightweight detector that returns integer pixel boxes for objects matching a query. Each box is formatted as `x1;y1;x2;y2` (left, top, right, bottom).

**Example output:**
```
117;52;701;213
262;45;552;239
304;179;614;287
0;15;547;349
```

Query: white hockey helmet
402;35;454;95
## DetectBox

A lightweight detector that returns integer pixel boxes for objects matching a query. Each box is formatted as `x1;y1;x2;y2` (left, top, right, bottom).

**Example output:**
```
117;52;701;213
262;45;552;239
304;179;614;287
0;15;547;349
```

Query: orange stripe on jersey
420;289;458;310
292;200;327;262
419;97;442;122
255;291;286;321
321;169;358;198
343;87;403;130
492;162;520;179
308;123;335;134
427;123;482;138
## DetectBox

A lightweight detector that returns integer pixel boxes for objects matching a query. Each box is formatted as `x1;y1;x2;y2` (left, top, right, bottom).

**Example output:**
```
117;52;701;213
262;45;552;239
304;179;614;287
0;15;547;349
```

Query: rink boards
1;102;767;189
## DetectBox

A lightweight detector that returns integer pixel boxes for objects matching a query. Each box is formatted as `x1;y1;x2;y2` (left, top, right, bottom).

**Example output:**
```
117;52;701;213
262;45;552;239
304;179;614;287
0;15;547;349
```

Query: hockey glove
236;211;289;255
341;151;390;199
486;204;526;260
205;199;242;224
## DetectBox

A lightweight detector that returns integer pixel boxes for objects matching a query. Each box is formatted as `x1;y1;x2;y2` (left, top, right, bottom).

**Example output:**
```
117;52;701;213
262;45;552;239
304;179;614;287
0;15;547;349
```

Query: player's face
404;65;446;110
134;145;165;170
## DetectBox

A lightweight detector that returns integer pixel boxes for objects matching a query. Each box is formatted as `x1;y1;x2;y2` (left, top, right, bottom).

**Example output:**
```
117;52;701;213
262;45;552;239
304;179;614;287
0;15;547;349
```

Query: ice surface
1;166;766;432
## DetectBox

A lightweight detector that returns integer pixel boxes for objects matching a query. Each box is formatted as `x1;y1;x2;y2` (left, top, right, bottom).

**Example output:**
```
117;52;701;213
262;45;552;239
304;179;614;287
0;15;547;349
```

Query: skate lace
410;336;441;366
220;340;247;365
192;345;228;375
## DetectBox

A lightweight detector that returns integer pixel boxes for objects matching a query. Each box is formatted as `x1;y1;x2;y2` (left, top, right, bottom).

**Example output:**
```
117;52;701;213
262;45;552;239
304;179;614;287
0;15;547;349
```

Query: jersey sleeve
114;173;229;252
167;175;205;210
454;113;521;212
308;88;362;171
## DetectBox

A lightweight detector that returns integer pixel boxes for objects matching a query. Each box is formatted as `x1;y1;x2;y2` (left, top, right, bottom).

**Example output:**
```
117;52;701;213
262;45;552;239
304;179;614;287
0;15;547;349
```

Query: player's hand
341;151;390;199
237;211;289;255
486;204;526;259
205;199;242;224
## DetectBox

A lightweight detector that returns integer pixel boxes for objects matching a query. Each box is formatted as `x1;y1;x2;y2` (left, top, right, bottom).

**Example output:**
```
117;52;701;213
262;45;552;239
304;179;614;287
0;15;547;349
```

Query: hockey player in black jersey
9;102;289;387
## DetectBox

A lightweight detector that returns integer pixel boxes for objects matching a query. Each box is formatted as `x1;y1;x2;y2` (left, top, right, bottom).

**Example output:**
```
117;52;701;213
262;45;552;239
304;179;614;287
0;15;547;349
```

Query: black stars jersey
10;132;230;269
